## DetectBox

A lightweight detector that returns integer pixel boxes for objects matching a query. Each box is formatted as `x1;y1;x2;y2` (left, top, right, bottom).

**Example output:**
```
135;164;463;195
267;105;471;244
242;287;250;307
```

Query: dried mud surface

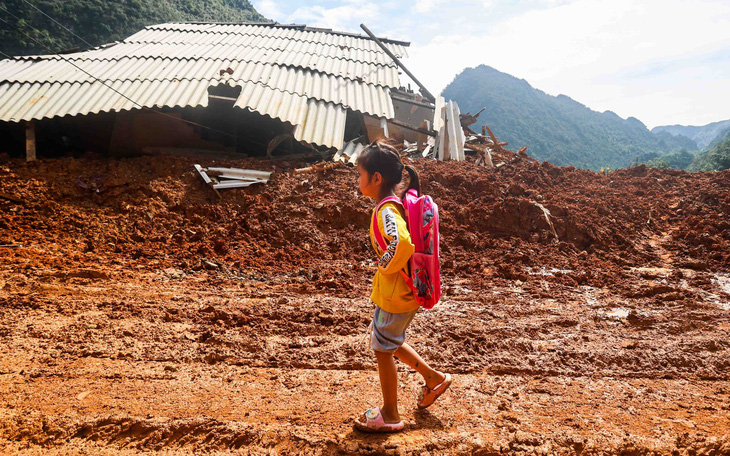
1;153;729;455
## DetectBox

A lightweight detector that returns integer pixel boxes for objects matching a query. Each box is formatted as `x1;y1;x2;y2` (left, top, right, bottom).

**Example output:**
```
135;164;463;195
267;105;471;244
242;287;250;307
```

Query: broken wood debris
194;165;272;198
333;139;365;165
0;191;23;204
294;162;341;174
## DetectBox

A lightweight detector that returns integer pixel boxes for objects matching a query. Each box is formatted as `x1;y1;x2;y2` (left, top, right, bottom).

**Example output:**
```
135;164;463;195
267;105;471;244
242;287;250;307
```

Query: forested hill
652;120;730;149
442;65;696;170
0;0;264;56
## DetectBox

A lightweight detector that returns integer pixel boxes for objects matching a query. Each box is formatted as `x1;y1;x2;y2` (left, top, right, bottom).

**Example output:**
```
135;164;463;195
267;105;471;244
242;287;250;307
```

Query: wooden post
25;121;36;162
360;24;436;102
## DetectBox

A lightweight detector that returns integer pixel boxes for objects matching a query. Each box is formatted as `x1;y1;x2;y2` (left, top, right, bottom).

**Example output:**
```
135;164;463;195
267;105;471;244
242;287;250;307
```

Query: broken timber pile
322;98;531;171
194;165;272;198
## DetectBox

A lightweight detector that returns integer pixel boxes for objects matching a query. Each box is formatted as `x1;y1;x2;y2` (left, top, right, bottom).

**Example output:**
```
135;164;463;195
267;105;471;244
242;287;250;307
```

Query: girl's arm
377;204;415;275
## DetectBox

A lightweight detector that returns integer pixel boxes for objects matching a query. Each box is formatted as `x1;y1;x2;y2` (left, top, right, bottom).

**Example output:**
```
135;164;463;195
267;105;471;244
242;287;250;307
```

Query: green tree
0;0;264;56
688;138;730;172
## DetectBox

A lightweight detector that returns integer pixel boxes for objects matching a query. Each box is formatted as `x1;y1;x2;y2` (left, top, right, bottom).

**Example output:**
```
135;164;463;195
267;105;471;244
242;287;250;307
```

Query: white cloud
252;1;285;22
286;0;379;31
404;0;730;126
413;0;447;13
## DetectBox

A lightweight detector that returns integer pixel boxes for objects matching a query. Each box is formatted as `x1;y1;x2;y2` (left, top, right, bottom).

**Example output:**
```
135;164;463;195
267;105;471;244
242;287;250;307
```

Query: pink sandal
353;407;405;433
417;373;452;409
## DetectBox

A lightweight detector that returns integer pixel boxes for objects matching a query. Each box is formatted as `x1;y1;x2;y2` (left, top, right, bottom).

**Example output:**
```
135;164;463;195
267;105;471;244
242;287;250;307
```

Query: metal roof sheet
40;37;400;67
140;23;409;57
0;78;346;148
225;80;347;149
0;57;394;118
0;54;399;89
0;22;405;149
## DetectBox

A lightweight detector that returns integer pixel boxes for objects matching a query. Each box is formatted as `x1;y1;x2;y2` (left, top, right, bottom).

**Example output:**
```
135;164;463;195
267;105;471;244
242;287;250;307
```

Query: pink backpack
372;189;441;309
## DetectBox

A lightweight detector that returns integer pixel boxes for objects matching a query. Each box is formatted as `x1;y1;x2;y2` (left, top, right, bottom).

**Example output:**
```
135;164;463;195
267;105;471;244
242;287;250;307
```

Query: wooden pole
25;121;36;162
360;24;436;103
388;118;437;137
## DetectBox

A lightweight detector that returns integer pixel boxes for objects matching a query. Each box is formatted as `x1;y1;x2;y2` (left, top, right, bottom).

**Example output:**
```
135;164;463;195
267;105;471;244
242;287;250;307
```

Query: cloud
286;0;380;31
252;0;285;22
413;0;447;13
404;0;730;126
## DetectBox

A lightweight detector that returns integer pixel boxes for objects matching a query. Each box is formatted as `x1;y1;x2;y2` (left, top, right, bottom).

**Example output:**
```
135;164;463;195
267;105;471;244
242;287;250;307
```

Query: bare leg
394;342;445;389
374;350;401;423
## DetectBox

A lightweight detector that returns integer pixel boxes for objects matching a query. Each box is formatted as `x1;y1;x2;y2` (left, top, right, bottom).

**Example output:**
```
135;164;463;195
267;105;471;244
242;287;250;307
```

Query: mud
1;153;729;455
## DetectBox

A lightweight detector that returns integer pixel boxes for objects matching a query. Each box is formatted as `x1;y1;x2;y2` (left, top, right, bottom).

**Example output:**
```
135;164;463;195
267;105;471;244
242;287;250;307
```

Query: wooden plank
25;121;36;162
451;101;466;160
416;120;430;151
0;192;23;204
206;167;272;180
390;93;435;110
485;149;494;168
360;24;436;102
194;164;213;185
433;96;445;132
212;181;264;189
388;119;437;137
446;101;464;161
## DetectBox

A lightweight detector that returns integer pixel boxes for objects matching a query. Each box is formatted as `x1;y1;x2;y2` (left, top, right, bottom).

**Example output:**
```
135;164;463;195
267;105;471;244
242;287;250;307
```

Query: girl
354;141;452;433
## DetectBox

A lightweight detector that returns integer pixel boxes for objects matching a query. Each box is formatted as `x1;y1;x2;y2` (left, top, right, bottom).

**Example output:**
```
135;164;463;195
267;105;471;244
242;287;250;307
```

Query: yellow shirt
369;201;419;314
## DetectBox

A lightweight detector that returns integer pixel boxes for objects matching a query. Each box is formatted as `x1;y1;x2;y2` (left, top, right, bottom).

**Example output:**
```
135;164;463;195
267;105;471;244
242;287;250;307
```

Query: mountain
687;136;730;172
707;126;730;149
652;120;730;149
0;0;264;56
442;65;697;170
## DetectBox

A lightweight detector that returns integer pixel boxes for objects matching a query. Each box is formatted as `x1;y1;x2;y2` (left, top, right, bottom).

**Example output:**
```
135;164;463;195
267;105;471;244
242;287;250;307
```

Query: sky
252;0;730;129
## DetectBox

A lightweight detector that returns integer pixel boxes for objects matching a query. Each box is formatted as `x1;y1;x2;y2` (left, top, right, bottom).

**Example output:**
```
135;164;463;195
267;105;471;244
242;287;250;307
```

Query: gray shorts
371;306;418;353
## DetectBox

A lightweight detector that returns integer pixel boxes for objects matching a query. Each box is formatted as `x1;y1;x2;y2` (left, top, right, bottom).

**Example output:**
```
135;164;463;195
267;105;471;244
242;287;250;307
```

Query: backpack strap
371;196;402;251
371;196;417;297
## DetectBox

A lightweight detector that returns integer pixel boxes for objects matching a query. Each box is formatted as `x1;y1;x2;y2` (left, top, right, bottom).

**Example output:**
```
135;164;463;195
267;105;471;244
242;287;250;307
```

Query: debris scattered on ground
1;152;729;455
194;164;272;197
294;162;341;174
0;191;23;204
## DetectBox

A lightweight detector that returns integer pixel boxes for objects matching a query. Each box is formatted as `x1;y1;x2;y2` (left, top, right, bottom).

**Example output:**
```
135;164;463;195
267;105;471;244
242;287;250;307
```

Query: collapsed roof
0;22;411;149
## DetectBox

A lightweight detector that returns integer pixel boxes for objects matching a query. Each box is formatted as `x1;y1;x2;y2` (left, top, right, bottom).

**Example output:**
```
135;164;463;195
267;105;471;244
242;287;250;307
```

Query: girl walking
353;141;452;433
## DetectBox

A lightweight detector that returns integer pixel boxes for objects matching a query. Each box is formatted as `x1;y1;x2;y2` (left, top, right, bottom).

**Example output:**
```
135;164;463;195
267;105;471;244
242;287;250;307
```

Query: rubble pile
1;153;728;291
1;152;730;455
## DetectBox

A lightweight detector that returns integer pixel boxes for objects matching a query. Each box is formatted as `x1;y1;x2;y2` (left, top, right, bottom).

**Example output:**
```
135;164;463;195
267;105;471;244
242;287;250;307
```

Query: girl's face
357;163;381;199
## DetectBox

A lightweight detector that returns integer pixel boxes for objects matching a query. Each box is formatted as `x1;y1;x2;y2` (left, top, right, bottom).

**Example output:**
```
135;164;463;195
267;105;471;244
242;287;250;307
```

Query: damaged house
0;22;434;160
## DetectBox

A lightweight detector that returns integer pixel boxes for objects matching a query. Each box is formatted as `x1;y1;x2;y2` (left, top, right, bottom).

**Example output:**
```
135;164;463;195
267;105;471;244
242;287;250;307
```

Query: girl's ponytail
403;165;421;199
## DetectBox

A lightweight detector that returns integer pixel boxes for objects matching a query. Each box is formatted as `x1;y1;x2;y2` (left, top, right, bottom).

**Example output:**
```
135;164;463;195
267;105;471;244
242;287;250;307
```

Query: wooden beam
388;118;437;137
208;94;238;103
391;93;435;110
360;24;436;102
25;121;36;162
0;192;23;204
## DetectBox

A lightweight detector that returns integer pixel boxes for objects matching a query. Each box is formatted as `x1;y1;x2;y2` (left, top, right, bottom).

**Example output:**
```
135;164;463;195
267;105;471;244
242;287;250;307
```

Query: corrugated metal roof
0;54;399;89
0;57;394;118
140;23;409;57
0;22;406;149
224;80;347;149
0;79;211;122
0;78;347;149
22;39;400;68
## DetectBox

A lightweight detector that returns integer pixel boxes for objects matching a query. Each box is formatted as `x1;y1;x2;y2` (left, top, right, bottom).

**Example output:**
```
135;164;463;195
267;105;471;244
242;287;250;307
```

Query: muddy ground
0;152;729;455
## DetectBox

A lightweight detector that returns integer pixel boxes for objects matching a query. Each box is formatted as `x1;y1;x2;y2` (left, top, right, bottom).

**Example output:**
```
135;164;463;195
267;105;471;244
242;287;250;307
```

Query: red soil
1;153;729;454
